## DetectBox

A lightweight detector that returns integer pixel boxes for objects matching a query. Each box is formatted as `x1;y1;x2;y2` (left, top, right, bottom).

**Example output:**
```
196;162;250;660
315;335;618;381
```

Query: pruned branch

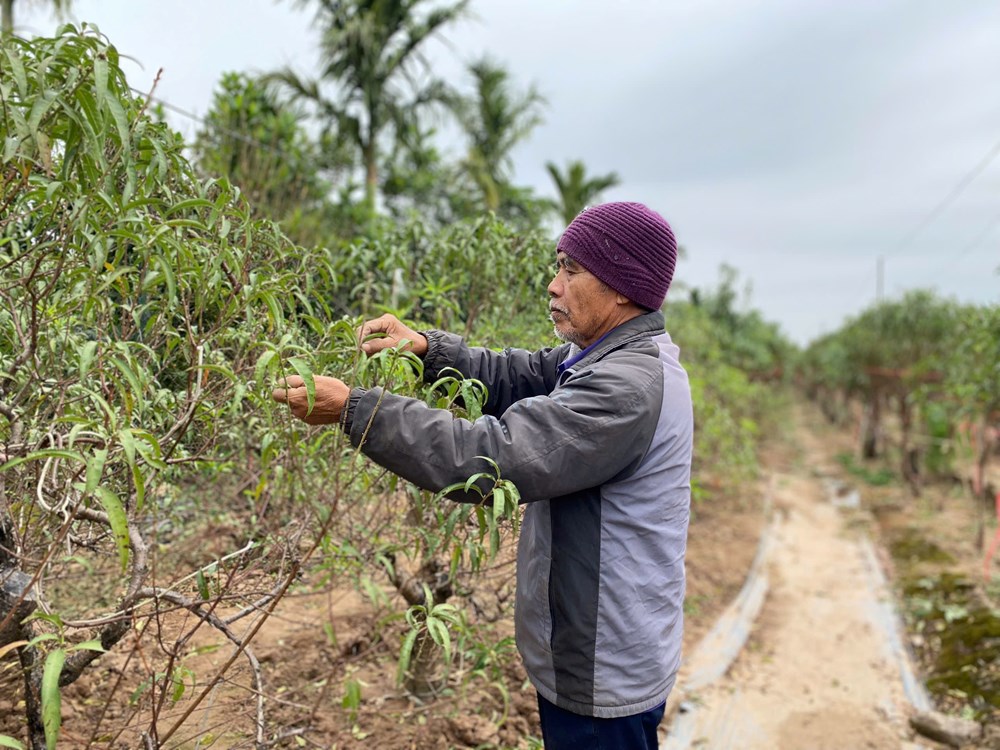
136;587;267;747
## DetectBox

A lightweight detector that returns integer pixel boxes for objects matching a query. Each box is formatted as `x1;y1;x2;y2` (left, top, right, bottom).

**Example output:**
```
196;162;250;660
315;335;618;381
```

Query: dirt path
663;405;930;750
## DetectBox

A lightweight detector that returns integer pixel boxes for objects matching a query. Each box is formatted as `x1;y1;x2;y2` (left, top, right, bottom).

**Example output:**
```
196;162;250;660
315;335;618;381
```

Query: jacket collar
562;310;665;372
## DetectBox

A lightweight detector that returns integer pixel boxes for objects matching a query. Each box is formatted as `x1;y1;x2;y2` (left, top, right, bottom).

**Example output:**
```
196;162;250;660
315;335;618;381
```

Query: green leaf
254;349;277;387
474;505;487;540
460;380;485;420
397;629;418;687
68;639;105;653
170;666;191;703
493;486;506;524
84;390;118;432
256;290;284;331
93;55;108;107
463;472;487;494
288;357;316;416
426;616;451;665
3;135;19;163
78;340;98;379
27;89;58;137
44;180;62;201
25;633;59;648
95;266;134;295
442;505;461;541
3;47;28;95
42;648;65;750
118;429;136;467
490;524;501;557
131;430;164;469
105;94;130;148
195;569;209;601
111;357;143;401
342;678;361;715
163;197;213;216
85;449;108;495
153;253;178;306
323;622;338;648
132;463;146;510
0;735;25;750
95;487;130;572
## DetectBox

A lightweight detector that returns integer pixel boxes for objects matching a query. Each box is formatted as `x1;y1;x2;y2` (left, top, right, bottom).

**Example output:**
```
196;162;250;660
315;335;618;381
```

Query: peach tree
1;25;531;748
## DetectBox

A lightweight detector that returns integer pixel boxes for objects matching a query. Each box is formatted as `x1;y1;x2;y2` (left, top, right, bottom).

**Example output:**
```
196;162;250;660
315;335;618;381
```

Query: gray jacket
342;311;693;718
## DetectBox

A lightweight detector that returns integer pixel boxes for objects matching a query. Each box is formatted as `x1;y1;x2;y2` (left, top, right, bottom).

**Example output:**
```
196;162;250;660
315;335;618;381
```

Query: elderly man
274;202;693;749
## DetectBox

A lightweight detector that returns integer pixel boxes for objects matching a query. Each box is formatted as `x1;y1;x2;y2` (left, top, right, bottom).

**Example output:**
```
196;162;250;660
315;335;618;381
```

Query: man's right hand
357;314;428;357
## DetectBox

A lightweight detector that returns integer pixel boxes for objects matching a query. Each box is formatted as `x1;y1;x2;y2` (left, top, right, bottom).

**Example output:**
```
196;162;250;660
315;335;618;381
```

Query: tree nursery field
2;19;998;750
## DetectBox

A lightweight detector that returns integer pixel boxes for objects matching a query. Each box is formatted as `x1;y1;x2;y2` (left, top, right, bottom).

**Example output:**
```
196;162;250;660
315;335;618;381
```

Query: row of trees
669;265;795;487
799;291;999;504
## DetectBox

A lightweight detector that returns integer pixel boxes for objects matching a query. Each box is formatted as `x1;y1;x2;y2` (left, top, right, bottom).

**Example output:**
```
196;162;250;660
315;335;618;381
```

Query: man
273;201;693;749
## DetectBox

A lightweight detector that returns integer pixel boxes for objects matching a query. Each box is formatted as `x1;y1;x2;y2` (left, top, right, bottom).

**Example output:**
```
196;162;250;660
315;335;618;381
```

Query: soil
2;396;994;749
814;400;1000;736
0;463;764;750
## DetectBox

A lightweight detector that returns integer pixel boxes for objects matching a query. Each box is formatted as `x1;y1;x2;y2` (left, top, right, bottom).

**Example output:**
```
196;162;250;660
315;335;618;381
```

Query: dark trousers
537;693;665;749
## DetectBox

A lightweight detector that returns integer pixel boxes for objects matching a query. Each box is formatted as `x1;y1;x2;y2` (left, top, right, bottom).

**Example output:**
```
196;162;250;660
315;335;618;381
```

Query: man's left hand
271;374;351;425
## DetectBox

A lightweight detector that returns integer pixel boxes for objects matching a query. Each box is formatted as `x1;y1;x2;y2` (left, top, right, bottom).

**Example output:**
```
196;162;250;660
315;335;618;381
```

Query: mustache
549;304;568;317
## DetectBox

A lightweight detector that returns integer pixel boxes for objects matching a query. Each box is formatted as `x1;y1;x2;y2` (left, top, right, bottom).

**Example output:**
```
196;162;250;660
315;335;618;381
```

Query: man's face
547;252;621;348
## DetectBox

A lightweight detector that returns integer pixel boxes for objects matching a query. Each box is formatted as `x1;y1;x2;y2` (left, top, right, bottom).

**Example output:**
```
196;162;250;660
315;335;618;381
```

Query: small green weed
835;452;895;486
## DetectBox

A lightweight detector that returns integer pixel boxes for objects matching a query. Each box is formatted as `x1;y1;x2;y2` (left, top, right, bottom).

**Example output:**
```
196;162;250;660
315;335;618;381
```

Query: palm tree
271;0;469;215
1;0;71;36
545;159;620;226
451;57;545;213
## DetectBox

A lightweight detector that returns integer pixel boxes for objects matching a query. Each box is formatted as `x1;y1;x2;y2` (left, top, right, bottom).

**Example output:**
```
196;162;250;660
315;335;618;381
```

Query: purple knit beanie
556;202;677;310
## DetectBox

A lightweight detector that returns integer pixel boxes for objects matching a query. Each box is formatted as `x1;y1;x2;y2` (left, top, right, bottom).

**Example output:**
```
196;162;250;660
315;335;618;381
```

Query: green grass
835;452;895;486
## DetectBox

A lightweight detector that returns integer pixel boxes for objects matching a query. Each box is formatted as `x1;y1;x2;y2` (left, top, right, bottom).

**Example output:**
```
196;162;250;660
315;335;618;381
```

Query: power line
887;132;1000;261
954;209;1000;263
874;208;1000;313
844;130;1000;315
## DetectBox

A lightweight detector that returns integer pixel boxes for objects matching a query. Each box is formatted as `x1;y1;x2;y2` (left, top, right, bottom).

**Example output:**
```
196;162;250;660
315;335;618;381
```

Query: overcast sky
16;0;1000;345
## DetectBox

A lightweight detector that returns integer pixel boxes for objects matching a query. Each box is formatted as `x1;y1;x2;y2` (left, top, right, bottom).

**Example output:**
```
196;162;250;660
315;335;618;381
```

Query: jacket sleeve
421;329;571;415
346;351;662;503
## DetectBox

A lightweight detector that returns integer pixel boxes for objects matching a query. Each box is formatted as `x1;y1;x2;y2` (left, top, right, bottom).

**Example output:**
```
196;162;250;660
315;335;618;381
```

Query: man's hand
271;374;351;425
357;314;428;357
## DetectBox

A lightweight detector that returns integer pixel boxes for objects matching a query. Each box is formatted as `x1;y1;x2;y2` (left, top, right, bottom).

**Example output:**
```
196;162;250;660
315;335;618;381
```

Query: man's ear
615;292;630;305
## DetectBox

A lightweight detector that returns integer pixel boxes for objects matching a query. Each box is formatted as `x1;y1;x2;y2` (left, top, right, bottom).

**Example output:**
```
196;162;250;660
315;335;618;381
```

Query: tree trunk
838;391;852;427
404;626;442;698
0;516;36;647
362;140;377;217
387;555;453;699
861;391;881;459
1;516;43;748
0;565;35;646
899;394;920;497
974;419;990;498
974;420;992;552
1;0;14;36
18;632;47;750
